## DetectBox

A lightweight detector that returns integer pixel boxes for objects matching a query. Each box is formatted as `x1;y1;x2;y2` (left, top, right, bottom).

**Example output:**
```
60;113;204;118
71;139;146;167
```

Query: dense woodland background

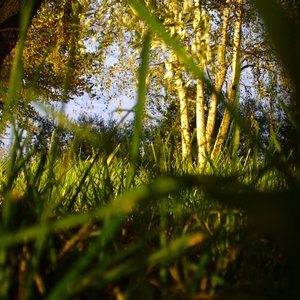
0;0;299;299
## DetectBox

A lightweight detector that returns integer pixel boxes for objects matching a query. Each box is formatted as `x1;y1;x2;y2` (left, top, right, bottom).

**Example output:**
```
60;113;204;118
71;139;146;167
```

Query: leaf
163;70;173;79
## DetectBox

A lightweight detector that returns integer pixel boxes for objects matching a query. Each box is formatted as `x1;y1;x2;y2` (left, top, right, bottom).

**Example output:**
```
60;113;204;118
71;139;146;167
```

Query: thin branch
0;28;19;33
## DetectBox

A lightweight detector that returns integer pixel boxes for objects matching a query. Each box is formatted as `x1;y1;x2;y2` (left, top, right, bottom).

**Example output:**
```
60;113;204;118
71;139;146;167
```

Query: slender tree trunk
193;1;208;168
212;0;243;159
178;75;191;162
196;78;206;167
205;0;231;153
166;2;191;163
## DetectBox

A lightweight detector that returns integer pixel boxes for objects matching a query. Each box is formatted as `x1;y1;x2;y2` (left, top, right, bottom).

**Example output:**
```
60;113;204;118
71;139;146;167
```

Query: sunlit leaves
21;0;93;101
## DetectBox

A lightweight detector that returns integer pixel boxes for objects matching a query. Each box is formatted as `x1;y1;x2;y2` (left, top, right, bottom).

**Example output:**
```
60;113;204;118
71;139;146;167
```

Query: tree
1;0;97;102
30;113;129;159
211;0;243;159
1;0;295;168
121;0;293;169
0;0;106;139
0;0;44;69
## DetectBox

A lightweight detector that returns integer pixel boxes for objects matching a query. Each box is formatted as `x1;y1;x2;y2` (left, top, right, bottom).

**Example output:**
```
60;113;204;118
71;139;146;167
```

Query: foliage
86;0;293;168
28;113;131;159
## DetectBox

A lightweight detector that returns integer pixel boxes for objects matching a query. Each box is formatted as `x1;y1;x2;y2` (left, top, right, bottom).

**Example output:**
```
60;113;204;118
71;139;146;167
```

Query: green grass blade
126;31;151;188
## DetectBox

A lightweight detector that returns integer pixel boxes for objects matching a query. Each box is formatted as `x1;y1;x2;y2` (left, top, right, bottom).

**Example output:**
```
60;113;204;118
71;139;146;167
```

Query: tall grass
0;0;299;299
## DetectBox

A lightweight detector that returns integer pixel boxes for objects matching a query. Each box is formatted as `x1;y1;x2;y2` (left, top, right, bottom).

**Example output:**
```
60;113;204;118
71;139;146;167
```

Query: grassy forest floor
0;140;299;299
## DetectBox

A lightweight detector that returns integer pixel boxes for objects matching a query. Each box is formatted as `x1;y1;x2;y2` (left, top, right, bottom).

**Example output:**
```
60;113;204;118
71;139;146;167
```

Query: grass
0;0;300;299
0;125;297;299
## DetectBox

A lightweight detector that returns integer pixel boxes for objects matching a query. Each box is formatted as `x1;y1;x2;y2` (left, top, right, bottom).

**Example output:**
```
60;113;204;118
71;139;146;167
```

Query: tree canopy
0;0;298;165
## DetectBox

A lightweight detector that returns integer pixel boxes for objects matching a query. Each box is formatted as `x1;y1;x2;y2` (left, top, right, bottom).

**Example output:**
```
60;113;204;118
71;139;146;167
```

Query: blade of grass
126;31;151;188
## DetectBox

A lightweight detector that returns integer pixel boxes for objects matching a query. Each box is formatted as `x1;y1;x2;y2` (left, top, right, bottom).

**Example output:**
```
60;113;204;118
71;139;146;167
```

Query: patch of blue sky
64;93;135;122
64;37;136;122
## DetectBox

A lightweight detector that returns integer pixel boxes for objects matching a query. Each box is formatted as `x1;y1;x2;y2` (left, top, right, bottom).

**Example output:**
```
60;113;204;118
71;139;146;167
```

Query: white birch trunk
196;78;207;168
212;0;243;159
205;0;231;153
178;78;191;162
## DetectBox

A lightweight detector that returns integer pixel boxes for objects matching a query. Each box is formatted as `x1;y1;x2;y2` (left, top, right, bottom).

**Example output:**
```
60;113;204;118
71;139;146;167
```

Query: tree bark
193;1;207;168
0;0;44;69
166;2;192;163
212;0;243;160
205;0;231;153
178;75;191;162
196;78;206;168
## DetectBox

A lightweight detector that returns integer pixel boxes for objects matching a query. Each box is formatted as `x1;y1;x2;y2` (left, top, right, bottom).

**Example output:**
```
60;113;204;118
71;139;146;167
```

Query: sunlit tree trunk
212;0;243;160
205;0;231;153
178;6;191;163
193;0;207;168
166;1;192;162
178;76;191;162
196;78;206;167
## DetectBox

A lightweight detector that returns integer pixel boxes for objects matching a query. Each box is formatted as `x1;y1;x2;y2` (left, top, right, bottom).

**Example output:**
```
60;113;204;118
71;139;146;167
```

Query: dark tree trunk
0;0;44;69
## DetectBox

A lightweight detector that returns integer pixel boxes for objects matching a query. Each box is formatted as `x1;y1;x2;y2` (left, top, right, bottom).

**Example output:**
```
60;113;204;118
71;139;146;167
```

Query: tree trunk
178;76;191;162
166;2;192;163
196;78;206;168
193;0;208;169
205;0;231;153
0;0;44;69
212;0;243;160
